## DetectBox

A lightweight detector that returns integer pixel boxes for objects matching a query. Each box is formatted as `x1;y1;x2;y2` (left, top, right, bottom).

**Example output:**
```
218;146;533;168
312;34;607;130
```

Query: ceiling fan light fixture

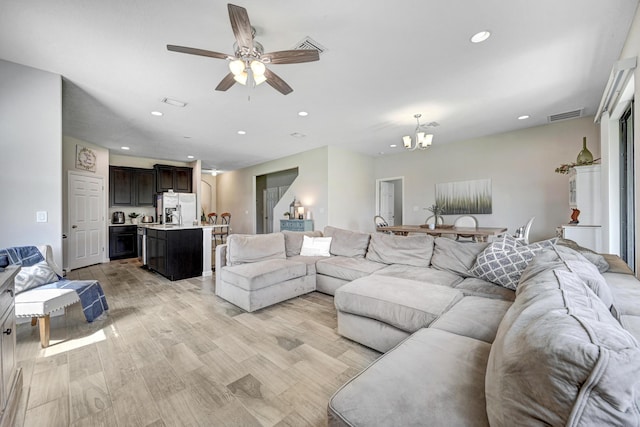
229;59;245;76
250;60;266;76
253;72;267;85
233;71;248;85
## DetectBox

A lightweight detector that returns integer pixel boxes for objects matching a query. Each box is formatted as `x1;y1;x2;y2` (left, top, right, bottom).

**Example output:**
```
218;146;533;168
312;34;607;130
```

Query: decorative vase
130;218;138;224
576;137;593;165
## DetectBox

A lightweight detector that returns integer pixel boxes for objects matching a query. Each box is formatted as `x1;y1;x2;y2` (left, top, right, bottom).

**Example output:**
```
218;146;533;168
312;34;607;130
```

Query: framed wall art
435;178;492;214
76;145;97;172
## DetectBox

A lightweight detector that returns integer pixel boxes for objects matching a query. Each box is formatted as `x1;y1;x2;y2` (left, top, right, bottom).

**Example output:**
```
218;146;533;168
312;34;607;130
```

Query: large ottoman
334;275;464;352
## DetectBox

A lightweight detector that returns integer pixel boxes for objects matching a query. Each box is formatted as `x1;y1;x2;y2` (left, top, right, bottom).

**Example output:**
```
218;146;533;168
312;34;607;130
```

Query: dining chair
424;215;444;226
515;217;535;244
454;215;477;241
207;212;217;224
374;215;390;233
212;212;231;246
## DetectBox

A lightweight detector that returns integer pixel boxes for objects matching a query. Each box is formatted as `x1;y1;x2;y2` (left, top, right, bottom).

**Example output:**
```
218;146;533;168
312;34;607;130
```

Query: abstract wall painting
435;179;492;214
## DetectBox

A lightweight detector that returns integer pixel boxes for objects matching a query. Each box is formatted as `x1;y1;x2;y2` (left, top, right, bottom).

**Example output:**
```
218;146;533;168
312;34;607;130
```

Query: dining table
377;225;508;242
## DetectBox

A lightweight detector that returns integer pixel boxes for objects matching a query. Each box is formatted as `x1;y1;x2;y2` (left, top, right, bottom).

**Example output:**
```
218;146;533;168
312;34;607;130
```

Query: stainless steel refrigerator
156;192;197;225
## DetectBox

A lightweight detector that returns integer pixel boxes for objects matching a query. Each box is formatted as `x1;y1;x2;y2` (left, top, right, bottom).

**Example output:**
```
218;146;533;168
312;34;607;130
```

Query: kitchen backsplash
108;207;156;223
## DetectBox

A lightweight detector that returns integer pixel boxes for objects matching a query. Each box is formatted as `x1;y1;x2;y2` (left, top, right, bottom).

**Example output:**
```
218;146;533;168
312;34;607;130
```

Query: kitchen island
142;224;215;281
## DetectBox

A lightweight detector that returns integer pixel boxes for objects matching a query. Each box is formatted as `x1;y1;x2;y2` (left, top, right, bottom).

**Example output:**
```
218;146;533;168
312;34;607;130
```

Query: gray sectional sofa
215;226;640;425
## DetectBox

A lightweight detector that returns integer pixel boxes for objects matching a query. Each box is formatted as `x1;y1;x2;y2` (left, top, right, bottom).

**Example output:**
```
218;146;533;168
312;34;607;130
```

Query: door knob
72;225;78;229
3;328;11;335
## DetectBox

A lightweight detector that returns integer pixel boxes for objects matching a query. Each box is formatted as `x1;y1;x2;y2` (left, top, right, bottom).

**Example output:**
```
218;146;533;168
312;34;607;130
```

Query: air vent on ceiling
548;109;583;123
294;37;326;54
161;97;187;108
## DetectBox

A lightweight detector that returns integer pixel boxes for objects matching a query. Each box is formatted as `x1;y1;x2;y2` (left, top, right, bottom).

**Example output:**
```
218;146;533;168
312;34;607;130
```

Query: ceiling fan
167;3;319;95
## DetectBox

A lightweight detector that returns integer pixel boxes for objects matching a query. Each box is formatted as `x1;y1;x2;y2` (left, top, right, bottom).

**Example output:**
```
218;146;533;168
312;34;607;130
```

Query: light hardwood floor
14;259;380;426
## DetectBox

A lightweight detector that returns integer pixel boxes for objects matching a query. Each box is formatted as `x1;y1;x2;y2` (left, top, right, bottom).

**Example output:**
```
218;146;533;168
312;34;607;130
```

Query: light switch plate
36;211;47;223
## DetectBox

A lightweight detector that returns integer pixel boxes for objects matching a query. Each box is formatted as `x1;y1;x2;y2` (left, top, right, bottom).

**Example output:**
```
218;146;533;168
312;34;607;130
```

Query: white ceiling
1;0;637;171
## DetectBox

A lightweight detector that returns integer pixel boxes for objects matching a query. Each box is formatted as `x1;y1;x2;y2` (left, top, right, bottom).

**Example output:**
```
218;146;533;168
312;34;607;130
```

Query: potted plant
128;212;140;224
425;204;445;226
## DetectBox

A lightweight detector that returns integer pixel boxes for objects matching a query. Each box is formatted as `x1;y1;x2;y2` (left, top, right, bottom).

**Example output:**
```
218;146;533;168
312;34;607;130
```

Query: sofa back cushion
226;233;286;266
485;268;640;426
430;237;489;278
324;226;370;258
520;245;614;310
282;230;323;257
366;233;434;268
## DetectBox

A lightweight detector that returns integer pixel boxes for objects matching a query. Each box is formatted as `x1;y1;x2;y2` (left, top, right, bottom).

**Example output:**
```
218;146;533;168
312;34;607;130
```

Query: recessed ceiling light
237;130;246;135
151;111;163;116
121;146;130;150
290;132;306;138
518;115;530;120
470;30;491;43
187;155;194;159
298;111;309;117
390;144;397;148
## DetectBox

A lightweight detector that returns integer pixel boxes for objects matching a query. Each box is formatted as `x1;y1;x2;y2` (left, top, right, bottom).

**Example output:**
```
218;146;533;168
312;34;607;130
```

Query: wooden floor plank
15;258;381;426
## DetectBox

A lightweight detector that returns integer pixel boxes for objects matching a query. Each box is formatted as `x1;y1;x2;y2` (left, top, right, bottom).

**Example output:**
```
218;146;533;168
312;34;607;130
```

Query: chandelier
403;114;434;151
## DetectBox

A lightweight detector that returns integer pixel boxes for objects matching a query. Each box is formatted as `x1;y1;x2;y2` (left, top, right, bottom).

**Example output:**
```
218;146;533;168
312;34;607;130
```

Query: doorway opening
375;177;404;226
620;101;635;270
256;168;299;234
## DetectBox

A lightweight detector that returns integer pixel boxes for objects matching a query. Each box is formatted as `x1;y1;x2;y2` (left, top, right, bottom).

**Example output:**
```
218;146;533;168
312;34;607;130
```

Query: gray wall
374;116;600;242
0;59;63;265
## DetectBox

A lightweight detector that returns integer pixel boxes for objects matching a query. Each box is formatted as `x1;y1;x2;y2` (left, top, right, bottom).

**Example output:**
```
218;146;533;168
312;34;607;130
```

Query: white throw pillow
300;236;332;257
14;261;59;294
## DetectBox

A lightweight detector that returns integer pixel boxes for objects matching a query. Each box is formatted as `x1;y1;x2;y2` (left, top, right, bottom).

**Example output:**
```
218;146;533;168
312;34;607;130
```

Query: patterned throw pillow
470;235;556;290
14;261;59;294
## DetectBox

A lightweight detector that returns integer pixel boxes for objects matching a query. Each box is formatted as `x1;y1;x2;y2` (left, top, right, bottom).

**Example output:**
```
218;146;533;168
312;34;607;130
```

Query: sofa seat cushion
373;264;463;288
335;275;463;333
454;277;515;301
328;328;491;427
620;315;640;342
286;255;327;275
220;259;306;291
430;296;512;343
316;256;386;282
603;271;640;316
486;268;640;426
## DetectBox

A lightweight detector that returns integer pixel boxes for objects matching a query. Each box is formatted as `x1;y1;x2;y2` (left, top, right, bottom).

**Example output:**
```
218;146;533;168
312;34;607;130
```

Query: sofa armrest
216;244;228;269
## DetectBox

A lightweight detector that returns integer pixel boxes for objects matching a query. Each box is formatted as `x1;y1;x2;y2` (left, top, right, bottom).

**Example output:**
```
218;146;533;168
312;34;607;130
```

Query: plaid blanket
0;245;108;322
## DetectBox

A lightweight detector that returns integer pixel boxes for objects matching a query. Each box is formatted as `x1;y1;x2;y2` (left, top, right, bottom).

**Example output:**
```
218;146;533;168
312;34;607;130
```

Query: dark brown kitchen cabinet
154;164;192;193
147;228;202;281
109;166;156;207
134;168;155;206
109;226;138;259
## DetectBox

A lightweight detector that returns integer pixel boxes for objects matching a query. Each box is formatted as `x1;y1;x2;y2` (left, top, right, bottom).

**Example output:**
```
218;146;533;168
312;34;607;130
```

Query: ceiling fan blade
215;73;237;91
262;50;320;64
264;68;293;95
167;45;230;60
228;4;253;51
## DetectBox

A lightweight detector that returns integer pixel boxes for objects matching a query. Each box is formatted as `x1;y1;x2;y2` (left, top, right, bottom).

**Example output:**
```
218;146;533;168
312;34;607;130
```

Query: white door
69;172;104;270
379;181;395;226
